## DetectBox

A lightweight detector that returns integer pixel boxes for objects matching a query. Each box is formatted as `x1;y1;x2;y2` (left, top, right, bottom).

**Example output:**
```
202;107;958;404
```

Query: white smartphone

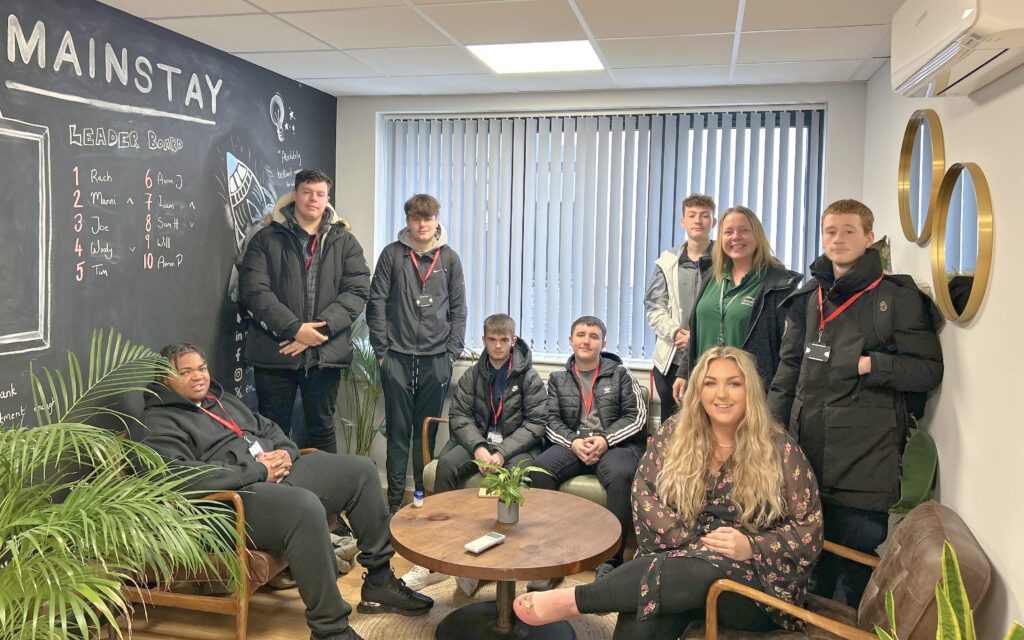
464;531;506;554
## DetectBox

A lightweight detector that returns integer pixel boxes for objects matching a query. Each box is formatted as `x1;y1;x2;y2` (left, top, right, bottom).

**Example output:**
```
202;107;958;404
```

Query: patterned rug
349;575;616;639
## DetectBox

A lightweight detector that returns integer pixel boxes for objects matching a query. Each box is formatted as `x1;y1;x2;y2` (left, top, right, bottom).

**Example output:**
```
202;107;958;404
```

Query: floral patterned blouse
631;419;823;628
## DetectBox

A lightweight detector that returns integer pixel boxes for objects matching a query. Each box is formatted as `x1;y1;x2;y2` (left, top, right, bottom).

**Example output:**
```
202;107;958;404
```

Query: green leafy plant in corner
0;329;241;640
874;540;1023;640
338;315;384;456
472;458;551;508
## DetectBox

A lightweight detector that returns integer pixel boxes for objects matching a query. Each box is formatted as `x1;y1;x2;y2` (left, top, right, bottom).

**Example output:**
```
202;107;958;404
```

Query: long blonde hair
712;206;784;282
657;346;786;530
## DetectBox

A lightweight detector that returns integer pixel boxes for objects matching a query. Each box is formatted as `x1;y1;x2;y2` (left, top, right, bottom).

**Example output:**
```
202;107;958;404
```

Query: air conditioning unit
891;0;1024;97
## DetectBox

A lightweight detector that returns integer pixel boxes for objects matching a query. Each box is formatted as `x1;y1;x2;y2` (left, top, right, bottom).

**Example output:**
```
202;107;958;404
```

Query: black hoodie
545;352;648;450
139;379;299;493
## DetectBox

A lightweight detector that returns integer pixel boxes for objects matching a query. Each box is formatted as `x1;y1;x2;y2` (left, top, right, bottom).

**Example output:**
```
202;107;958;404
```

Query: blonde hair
657;346;786;531
712;206;784;282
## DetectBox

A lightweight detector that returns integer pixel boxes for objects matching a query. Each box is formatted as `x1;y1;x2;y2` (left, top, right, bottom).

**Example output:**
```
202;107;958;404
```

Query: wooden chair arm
704;579;876;640
824;540;881;568
199;491;248;593
298;448;317;455
421;417;448;468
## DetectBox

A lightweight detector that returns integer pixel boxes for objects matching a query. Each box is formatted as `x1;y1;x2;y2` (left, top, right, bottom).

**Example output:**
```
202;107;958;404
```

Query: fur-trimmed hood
264;191;350;231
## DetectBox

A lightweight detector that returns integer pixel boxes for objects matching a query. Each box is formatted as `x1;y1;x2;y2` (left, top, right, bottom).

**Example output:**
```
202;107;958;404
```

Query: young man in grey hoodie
367;194;467;513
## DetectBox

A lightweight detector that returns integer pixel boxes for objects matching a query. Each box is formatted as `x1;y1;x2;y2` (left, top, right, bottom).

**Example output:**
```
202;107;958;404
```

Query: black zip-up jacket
367;223;467;359
138;379;299;493
448;339;547;461
767;249;943;512
681;263;803;389
546;352;648;450
239;195;370;369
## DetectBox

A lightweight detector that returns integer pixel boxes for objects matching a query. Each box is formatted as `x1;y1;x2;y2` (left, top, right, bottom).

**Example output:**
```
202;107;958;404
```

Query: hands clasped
570;436;608;465
699;527;753;561
279;321;329;356
258;449;293;483
474;447;505;473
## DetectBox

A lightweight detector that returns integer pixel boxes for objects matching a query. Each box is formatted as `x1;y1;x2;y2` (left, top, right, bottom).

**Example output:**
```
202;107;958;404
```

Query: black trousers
813;503;889;608
528;442;644;564
652;363;680;423
253;367;342;453
575;556;774;639
433;440;537;493
239;451;393;638
381;351;451;508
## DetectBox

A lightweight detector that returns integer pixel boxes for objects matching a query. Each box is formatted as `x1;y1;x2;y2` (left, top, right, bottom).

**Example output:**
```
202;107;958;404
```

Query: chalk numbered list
67;125;197;284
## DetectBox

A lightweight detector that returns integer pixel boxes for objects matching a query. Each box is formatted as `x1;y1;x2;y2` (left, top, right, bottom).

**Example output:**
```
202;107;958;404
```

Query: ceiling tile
385;73;518;94
303;76;419;95
500;70;616;92
420;0;585;45
98;0;259;18
730;59;863;84
279;7;451;48
237;51;379;78
614;65;731;89
575;0;739;38
249;0;403;10
346;46;489;75
598;34;733;69
152;15;332;52
738;25;890;63
742;0;903;30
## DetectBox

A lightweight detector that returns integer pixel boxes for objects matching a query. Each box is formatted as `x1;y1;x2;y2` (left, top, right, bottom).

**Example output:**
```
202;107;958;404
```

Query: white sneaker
399;565;449;590
455;576;480;596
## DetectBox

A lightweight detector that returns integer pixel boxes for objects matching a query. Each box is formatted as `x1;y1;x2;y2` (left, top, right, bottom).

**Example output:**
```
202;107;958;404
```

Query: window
378;108;825;364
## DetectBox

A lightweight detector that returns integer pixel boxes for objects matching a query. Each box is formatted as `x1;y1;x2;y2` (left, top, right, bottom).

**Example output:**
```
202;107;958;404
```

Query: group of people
134;168;944;640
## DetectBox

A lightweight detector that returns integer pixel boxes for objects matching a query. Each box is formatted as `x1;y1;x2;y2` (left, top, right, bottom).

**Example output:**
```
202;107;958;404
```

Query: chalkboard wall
0;0;337;424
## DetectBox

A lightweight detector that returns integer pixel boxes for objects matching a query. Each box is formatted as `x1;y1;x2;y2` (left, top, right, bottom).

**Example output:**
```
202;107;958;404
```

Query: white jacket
643;241;711;374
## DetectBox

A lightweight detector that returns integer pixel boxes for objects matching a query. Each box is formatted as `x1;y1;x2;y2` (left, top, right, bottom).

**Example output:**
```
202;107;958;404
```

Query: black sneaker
310;628;363;640
357;570;434;616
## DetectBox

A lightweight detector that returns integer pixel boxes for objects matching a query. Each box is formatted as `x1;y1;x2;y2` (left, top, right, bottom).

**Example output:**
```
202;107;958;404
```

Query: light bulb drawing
269;93;285;142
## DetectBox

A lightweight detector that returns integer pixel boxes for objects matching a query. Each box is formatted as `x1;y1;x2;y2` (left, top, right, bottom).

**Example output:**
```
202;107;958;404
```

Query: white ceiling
98;0;899;96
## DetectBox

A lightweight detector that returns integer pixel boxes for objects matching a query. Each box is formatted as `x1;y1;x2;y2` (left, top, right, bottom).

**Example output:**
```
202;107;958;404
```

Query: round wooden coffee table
390;488;620;639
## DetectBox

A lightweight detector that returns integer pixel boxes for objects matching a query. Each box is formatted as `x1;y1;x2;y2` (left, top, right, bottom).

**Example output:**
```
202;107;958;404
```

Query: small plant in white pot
473;458;550;524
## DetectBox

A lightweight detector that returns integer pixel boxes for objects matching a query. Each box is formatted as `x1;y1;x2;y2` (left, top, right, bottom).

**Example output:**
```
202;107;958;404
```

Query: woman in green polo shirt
671;206;802;398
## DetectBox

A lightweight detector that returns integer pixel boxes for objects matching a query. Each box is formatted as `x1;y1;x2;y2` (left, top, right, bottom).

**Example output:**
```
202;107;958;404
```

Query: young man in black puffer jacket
239;169;370;454
528;316;647;589
401;313;547;592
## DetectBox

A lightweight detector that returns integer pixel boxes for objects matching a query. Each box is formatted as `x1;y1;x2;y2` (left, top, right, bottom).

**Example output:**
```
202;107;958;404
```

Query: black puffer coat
448;339;546;460
768;249;943;512
239;195;370;369
546;353;647;450
682;263;802;389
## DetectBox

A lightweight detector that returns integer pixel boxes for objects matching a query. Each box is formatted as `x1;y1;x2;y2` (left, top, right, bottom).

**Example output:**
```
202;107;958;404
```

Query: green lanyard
717;281;744;346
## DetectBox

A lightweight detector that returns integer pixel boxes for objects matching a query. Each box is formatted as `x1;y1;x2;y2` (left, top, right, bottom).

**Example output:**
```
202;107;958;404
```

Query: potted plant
473;458;550;524
875;540;1023;640
338;316;384;457
0;329;240;640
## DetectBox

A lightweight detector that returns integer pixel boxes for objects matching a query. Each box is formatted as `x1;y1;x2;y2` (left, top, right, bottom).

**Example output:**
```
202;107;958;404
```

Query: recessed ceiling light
468;40;603;74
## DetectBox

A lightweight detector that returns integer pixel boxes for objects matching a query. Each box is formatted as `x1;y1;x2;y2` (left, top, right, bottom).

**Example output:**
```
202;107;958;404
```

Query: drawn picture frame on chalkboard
0;111;51;356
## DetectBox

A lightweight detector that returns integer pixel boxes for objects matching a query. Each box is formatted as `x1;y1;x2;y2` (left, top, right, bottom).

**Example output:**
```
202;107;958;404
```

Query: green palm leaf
1;330;241;640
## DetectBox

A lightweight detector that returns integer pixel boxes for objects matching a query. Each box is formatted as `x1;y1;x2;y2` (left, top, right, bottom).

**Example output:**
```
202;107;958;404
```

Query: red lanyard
409;248;441;287
304;234;318;271
818;275;884;334
488;358;513;426
199;394;247;439
574;364;599;416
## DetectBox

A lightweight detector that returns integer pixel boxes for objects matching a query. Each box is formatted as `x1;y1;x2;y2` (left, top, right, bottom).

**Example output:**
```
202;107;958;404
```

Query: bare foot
513;589;582;626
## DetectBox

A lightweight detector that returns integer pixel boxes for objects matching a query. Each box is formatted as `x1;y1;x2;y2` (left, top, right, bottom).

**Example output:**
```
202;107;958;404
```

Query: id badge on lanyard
411;248;441;308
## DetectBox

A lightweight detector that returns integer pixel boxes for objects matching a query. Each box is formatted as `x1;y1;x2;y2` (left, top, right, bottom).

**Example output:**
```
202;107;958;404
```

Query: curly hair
657;346;786;531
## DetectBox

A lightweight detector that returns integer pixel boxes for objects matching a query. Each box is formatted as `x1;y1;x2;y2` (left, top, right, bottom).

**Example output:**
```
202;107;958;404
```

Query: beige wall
862;62;1024;633
335;83;868;255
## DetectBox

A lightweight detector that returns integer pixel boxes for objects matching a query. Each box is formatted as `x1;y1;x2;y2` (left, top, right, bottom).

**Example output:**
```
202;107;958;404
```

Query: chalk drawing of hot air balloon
226;151;273;252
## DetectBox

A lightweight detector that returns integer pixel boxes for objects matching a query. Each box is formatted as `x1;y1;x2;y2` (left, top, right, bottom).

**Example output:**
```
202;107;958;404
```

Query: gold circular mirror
898;109;945;245
931;163;993;323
